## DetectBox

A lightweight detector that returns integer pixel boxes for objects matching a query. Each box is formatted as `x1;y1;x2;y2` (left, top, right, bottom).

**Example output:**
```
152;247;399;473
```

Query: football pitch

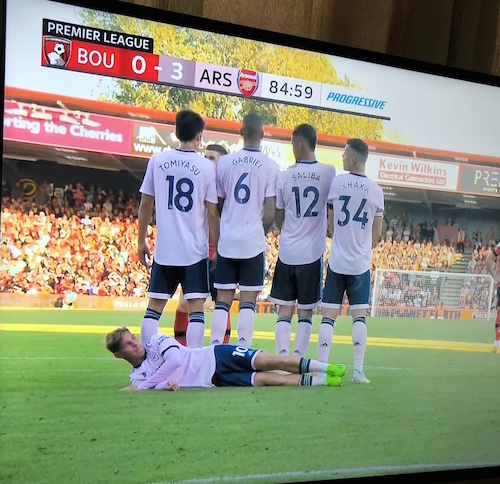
1;309;499;484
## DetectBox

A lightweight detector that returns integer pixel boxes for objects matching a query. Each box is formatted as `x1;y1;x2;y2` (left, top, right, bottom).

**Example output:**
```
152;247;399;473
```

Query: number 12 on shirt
292;186;319;218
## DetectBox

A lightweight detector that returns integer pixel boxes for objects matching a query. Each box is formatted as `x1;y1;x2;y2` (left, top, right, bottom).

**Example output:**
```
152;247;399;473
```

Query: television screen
2;0;500;483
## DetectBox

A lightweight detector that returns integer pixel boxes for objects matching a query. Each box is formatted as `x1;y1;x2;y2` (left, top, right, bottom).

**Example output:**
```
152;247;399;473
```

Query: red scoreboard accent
42;38;161;83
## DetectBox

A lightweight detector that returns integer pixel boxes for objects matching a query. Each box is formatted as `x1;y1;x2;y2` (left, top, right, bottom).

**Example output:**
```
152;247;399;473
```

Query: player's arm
486;250;499;282
206;201;220;251
138;194;154;267
275;209;284;231
326;203;334;238
135;345;183;391
263;196;276;234
372;190;385;248
217;197;225;216
372;216;383;248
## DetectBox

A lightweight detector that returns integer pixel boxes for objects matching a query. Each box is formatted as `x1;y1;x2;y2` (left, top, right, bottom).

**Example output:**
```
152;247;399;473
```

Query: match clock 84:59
261;73;321;106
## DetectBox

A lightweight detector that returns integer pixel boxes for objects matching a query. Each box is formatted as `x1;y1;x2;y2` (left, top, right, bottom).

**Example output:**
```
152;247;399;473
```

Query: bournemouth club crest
238;69;259;97
43;36;72;67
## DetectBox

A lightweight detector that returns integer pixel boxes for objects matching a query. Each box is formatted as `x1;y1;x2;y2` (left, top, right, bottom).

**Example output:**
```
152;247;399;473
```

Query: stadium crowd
0;178;496;300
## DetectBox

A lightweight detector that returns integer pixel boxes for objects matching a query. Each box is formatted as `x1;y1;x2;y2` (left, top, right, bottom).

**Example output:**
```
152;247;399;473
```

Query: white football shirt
217;148;279;259
140;149;218;266
130;334;216;389
328;173;384;275
277;161;336;265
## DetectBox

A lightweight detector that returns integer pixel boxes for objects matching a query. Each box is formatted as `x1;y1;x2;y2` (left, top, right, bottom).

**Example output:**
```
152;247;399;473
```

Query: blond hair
105;327;130;353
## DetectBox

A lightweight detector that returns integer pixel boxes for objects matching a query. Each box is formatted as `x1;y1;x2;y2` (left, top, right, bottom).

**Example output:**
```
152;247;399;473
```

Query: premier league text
43;19;154;53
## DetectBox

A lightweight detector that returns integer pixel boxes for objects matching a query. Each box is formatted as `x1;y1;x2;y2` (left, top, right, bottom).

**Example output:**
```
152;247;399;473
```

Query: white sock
238;302;255;347
300;357;328;373
275;316;291;355
210;302;230;345
317;317;335;362
141;308;161;344
353;316;367;373
293;318;312;357
186;312;205;348
300;374;326;386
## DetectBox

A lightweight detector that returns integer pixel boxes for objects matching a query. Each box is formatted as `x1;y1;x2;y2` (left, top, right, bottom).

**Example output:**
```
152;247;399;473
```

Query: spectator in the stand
37;181;51;208
402;225;411;243
63;184;75;207
457;227;465;254
2;179;11;200
385;226;394;242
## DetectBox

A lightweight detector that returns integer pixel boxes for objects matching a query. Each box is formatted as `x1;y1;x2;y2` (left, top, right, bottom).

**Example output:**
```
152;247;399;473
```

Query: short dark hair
293;124;317;150
241;113;263;139
175;110;205;142
346;138;369;162
205;144;228;156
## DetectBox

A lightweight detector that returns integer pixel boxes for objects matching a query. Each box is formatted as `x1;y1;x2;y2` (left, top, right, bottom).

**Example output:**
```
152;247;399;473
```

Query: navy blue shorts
497;287;500;308
322;268;371;310
147;258;209;300
213;252;265;291
211;345;261;387
270;257;323;309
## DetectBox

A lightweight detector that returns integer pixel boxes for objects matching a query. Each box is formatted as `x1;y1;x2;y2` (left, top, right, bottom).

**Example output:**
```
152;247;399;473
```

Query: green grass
0;310;499;484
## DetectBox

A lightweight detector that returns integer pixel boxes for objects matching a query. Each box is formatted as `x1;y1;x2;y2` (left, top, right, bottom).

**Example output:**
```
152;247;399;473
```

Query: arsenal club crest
42;36;72;67
238;70;259;97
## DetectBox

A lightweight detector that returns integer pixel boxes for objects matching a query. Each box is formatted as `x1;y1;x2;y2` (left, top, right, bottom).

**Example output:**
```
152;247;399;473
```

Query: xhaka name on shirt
342;181;369;193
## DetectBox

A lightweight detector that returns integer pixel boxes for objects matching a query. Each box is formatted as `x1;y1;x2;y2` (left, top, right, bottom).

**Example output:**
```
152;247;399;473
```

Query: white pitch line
145;462;500;484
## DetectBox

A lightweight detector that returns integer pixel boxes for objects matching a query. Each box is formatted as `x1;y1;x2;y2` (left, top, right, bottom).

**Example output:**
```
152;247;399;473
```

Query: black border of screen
1;0;500;483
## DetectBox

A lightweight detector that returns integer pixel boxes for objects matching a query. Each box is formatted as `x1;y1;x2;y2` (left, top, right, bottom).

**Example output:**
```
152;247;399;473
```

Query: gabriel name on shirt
232;156;263;169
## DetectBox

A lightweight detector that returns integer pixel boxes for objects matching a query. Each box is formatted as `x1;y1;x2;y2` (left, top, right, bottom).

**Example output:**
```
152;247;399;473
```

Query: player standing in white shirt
138;110;220;348
173;144;232;346
210;114;280;347
317;139;384;383
269;124;336;357
105;326;346;389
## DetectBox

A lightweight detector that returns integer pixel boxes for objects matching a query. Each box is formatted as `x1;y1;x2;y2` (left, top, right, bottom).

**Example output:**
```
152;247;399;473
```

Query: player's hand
121;385;138;392
138;241;151;268
165;381;180;391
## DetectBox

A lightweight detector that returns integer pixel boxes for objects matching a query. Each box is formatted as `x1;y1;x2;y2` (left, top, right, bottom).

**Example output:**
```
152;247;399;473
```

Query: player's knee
148;298;167;314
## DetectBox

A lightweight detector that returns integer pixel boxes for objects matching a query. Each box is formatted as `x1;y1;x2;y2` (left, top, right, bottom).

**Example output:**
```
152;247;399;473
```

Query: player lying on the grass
105;327;346;390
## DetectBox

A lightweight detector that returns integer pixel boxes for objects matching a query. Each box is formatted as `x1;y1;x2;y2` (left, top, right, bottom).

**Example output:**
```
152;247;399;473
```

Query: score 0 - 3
260;73;321;107
72;43;161;83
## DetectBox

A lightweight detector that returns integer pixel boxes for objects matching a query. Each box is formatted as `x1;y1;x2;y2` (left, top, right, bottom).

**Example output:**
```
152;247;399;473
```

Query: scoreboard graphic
41;19;391;120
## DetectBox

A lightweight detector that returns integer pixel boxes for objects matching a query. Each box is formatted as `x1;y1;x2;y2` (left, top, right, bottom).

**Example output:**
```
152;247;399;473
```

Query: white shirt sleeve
375;187;385;218
135;346;183;391
133;335;183;391
216;159;226;199
205;163;218;204
327;178;337;204
265;163;279;198
139;156;155;196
